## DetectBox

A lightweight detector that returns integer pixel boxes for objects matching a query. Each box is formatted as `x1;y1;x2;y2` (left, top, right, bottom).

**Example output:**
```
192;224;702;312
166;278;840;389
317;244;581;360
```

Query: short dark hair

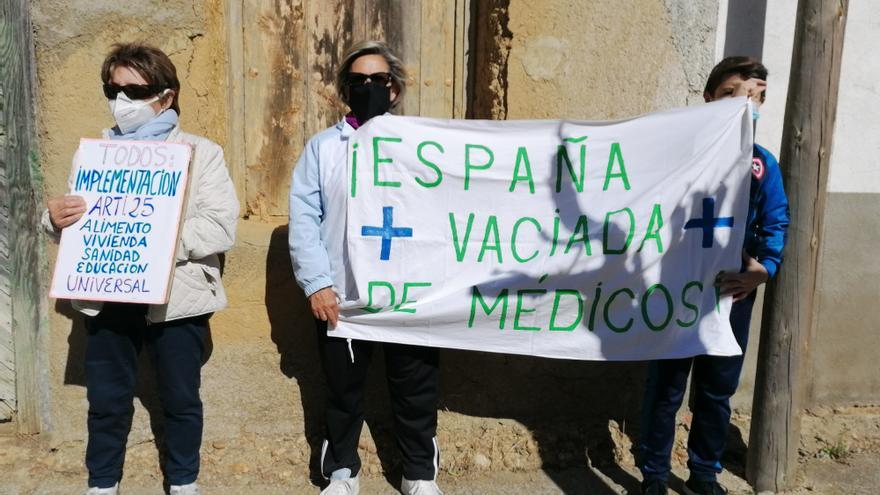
704;56;768;102
101;42;182;115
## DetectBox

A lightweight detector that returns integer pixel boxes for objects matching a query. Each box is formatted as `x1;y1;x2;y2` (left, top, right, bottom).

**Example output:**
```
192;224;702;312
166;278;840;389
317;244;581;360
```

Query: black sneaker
640;479;668;495
682;478;727;495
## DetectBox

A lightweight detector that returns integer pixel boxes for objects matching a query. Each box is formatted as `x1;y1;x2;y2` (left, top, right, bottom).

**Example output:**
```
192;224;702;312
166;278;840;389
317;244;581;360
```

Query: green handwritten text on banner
336;98;754;361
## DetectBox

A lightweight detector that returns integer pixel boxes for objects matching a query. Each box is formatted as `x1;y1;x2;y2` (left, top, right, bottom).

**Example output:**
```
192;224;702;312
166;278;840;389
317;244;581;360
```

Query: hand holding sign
47;195;87;229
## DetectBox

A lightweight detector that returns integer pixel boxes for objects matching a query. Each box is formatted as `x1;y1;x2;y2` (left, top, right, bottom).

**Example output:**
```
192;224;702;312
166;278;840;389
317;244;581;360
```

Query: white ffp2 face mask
108;89;169;134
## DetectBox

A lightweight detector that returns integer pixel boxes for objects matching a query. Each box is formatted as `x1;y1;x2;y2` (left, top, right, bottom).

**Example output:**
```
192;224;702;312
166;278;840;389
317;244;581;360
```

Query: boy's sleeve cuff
761;259;778;280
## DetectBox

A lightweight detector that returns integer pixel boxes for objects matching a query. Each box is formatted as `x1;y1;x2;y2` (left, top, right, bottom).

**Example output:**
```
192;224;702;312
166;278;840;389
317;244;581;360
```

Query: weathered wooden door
226;0;469;218
0;99;12;422
0;0;22;423
0;0;46;432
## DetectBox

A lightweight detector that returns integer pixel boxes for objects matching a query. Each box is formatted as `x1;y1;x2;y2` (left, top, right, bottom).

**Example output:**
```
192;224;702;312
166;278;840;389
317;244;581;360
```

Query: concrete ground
1;406;877;495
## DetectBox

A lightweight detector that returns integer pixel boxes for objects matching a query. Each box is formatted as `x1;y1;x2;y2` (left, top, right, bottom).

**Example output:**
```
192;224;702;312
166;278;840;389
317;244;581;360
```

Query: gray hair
335;40;407;110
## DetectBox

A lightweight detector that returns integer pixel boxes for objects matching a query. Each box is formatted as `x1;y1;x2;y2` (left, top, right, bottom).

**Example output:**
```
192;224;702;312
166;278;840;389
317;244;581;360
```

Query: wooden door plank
452;0;470;119
224;0;247;215
304;0;363;139
244;0;307;218
419;0;456;118
0;0;47;431
375;0;421;116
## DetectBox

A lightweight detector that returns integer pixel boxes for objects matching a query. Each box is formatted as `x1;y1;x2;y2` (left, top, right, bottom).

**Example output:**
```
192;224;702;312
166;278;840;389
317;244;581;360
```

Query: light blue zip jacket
289;119;355;298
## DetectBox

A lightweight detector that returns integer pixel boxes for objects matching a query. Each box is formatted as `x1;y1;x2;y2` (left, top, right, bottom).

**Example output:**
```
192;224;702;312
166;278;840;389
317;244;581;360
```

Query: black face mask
348;82;392;123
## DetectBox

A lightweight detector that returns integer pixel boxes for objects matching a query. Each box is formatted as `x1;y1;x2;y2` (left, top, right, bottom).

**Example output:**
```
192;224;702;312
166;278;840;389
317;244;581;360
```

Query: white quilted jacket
43;127;239;322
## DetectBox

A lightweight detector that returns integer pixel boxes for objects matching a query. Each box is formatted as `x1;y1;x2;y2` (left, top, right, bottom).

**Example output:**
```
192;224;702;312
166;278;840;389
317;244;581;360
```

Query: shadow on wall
264;224;324;484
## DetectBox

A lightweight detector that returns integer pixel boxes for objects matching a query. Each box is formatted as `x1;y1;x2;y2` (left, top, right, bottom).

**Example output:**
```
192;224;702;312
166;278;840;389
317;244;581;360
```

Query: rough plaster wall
30;0;228;440
811;0;880;405
500;0;717;120
813;194;880;405
31;0;227;199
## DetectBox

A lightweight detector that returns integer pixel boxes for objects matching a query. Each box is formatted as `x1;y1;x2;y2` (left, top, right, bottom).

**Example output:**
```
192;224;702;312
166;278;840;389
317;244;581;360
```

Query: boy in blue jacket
638;57;790;495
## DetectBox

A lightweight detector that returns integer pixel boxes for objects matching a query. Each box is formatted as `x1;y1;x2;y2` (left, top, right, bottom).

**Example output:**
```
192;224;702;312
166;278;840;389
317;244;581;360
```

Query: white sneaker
170;482;201;495
320;476;360;495
400;479;444;495
84;483;119;495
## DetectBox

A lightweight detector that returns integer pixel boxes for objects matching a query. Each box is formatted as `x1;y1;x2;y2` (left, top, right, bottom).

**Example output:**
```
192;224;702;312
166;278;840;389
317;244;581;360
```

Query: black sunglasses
102;83;166;100
345;72;393;87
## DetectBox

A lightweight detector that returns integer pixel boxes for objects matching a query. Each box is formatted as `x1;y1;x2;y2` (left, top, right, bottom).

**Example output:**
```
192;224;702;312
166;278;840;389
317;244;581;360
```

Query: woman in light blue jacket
289;41;443;495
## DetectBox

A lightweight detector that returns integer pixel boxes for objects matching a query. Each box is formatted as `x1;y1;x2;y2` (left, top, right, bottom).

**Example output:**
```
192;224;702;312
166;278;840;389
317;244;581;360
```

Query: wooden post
747;0;848;490
224;0;247;217
0;0;50;433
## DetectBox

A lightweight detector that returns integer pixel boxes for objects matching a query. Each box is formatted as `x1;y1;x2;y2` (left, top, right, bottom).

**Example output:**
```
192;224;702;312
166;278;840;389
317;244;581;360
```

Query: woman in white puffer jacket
43;42;238;495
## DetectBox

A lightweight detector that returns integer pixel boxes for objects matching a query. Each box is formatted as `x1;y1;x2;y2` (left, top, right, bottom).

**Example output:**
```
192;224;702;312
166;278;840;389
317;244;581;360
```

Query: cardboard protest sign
49;139;191;305
334;97;755;361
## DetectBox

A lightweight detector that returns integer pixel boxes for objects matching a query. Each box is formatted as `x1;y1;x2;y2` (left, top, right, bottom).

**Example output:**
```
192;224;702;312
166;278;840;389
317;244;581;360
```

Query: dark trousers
317;321;440;481
638;292;756;483
84;304;208;488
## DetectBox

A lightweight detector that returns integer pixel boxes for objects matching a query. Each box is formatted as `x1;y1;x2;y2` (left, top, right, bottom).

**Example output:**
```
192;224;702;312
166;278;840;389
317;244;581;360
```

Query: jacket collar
336;112;393;139
337;118;355;139
102;125;182;141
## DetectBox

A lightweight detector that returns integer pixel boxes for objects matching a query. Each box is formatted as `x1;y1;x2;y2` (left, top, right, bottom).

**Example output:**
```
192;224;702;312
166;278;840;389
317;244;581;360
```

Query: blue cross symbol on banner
361;206;413;261
684;197;735;248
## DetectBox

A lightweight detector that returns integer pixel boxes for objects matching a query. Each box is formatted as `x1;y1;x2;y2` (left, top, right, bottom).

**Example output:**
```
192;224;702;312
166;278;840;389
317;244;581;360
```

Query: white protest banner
50;139;191;305
335;97;754;361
